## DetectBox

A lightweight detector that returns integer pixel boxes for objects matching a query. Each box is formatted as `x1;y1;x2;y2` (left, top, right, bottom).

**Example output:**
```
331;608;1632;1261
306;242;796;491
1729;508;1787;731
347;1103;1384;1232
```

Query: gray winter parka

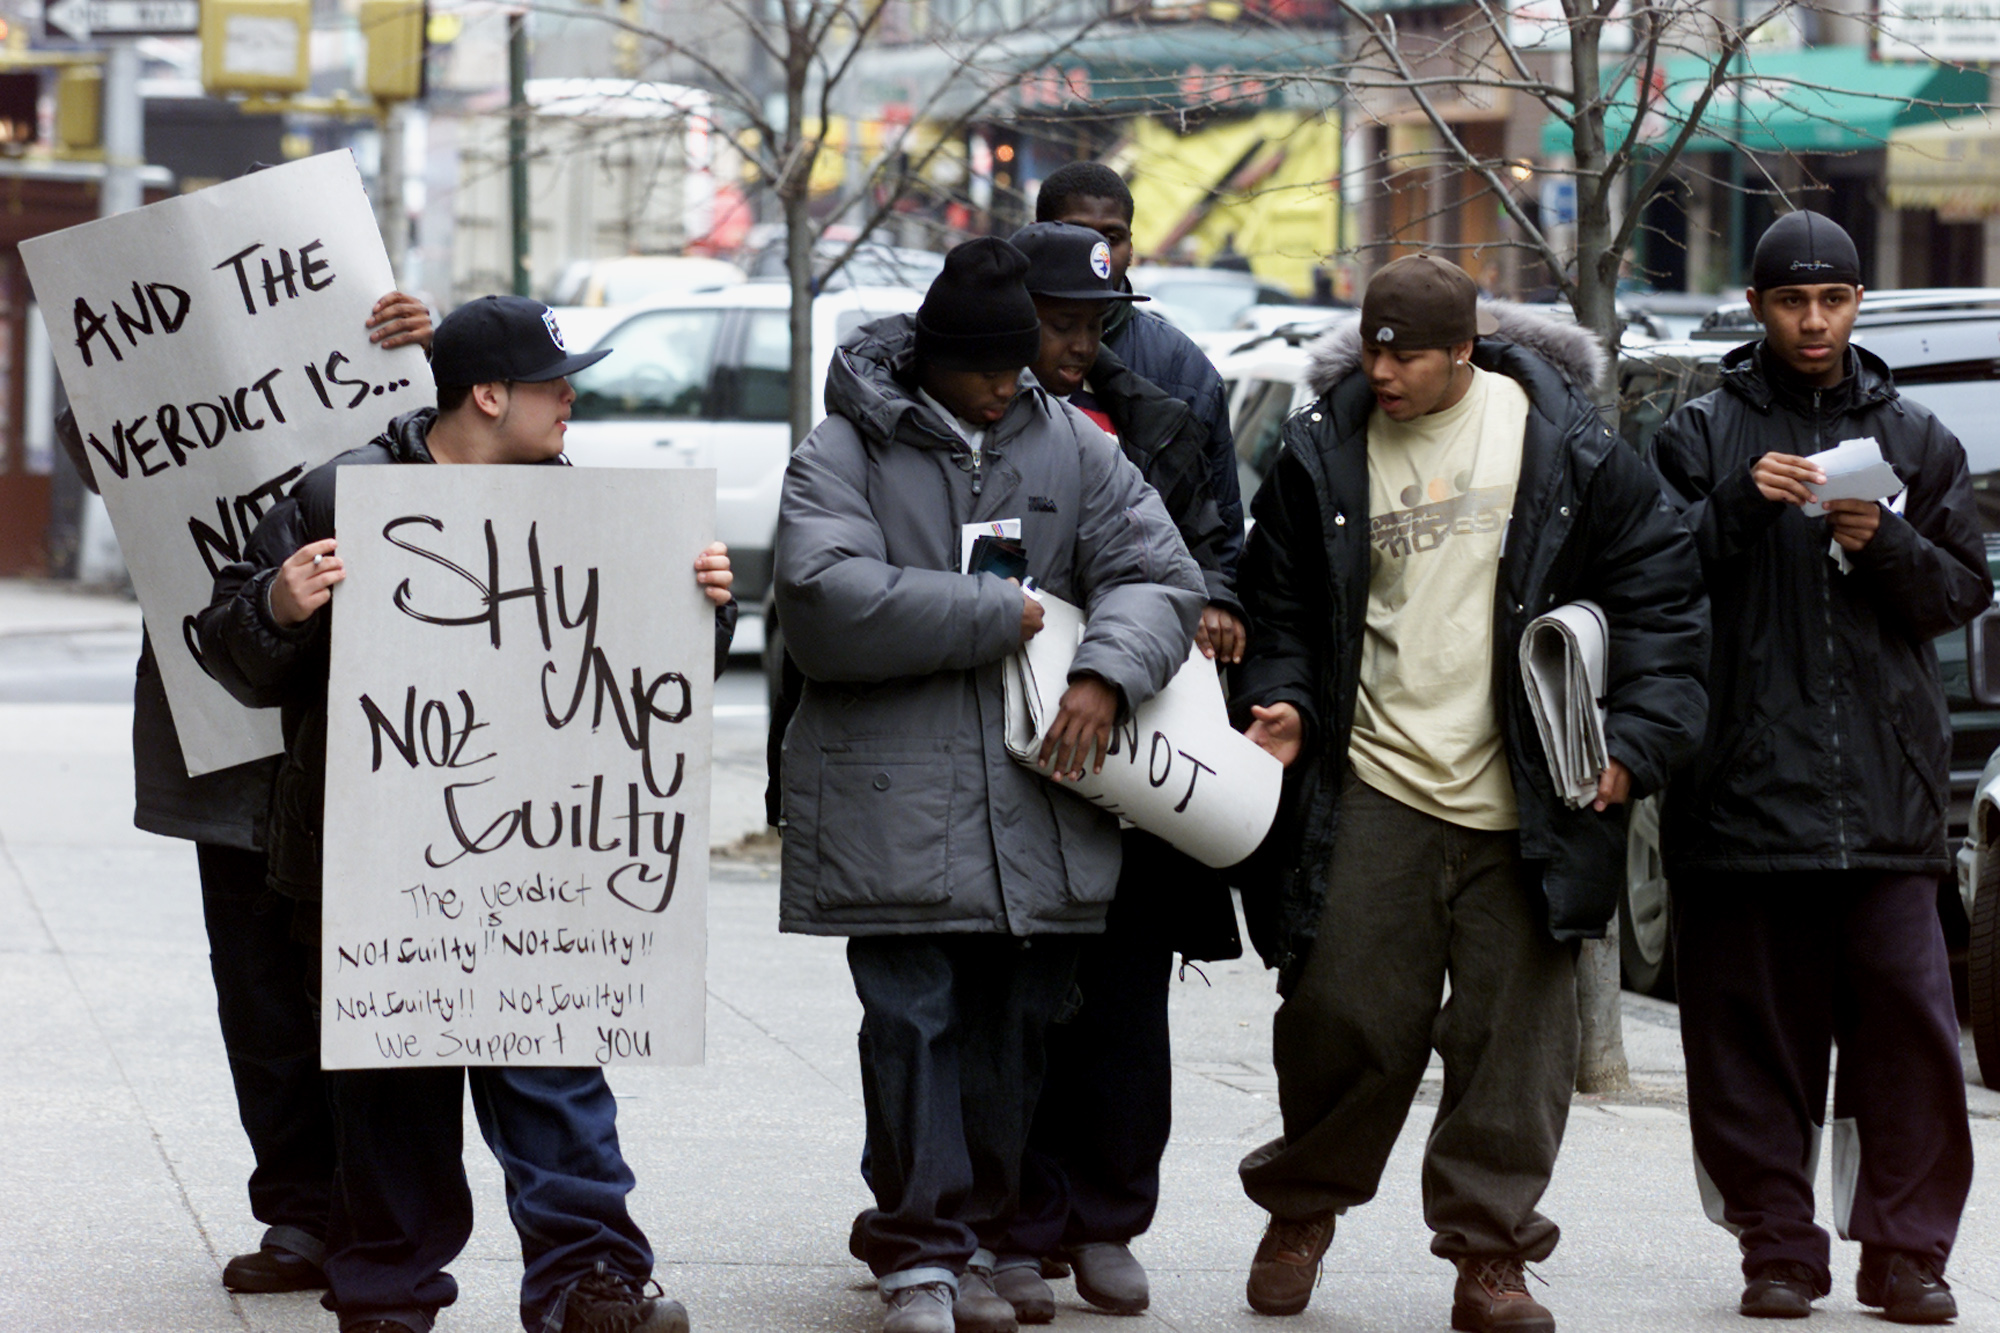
774;314;1207;937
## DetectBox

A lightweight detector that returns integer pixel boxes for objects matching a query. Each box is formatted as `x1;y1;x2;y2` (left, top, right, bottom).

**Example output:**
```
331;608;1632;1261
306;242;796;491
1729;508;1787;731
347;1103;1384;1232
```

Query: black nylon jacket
1232;307;1709;986
1651;341;1991;874
196;408;738;910
1083;342;1242;619
1078;343;1245;961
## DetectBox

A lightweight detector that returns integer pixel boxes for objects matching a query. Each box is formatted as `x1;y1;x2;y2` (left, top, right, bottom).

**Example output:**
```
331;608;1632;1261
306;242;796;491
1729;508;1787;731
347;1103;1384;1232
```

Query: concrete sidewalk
1;579;1996;1332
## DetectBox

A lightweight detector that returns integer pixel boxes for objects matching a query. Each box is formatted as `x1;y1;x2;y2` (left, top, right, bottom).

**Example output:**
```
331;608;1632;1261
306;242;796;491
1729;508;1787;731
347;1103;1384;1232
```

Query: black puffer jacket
197;408;738;912
1233;305;1709;985
1651;341;1991;874
55;405;275;850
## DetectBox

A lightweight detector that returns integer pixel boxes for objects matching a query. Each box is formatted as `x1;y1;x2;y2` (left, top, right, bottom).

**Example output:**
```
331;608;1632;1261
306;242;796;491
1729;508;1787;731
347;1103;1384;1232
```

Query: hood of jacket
825;313;1010;454
1716;339;1899;417
1303;300;1608;399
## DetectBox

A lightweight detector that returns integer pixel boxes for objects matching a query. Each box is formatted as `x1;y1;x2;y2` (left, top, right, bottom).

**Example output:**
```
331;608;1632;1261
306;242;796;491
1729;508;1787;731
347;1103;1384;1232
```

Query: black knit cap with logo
914;237;1044;371
431;295;612;389
1751;210;1862;291
1359;253;1499;350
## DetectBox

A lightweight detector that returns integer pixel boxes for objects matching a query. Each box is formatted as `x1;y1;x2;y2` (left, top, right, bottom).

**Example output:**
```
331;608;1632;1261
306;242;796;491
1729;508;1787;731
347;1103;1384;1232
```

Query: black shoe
1741;1262;1818;1319
560;1267;690;1333
342;1323;416;1333
222;1245;327;1294
1858;1252;1957;1325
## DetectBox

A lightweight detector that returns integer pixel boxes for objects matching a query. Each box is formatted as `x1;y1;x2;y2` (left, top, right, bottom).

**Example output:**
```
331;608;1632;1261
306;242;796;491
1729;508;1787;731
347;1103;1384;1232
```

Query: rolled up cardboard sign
1003;590;1283;869
1520;599;1610;809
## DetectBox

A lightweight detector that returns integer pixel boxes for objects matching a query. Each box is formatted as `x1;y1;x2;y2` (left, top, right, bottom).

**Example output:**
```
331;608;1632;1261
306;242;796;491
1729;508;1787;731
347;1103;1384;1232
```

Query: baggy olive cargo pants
1239;773;1579;1261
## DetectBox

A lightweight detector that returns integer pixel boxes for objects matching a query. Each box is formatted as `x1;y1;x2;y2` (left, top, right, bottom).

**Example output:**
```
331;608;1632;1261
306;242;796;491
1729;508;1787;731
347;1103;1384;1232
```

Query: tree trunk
1577;926;1632;1092
784;50;817;454
1565;11;1633;1094
785;184;816;451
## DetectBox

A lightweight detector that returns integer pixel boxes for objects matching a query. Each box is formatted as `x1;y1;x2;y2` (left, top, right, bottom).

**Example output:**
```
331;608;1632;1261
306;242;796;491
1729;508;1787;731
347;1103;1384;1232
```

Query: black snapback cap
431;295;612;389
1009;222;1148;302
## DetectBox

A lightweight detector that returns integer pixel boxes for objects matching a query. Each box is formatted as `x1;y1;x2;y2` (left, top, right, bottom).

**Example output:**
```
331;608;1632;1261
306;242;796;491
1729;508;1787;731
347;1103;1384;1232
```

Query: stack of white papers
1520;601;1610;810
1801;437;1901;517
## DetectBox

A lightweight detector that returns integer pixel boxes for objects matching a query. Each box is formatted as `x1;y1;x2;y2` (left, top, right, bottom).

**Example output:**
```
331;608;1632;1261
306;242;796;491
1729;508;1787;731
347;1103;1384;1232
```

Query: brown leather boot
1451;1257;1554;1333
1245;1211;1336;1316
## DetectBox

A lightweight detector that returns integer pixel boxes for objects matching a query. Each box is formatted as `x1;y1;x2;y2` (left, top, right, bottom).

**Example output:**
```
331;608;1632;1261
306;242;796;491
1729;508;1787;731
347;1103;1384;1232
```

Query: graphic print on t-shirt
1370;472;1513;560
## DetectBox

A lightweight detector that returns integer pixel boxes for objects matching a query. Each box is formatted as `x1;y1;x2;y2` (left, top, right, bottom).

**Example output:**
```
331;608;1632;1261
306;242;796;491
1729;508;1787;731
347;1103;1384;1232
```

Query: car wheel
1971;846;2000;1090
1620;793;1675;998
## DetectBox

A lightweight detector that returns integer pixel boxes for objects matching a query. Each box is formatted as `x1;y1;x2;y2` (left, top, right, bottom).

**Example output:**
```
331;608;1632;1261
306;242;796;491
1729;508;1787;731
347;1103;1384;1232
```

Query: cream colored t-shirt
1348;365;1528;830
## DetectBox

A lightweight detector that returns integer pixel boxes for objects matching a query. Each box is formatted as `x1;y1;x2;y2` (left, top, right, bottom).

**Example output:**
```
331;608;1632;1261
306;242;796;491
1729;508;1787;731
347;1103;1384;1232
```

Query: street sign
44;0;200;41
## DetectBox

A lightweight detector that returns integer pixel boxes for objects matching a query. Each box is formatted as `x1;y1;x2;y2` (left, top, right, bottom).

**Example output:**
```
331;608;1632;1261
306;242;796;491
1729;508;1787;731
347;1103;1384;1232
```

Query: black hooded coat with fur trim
1231;305;1709;986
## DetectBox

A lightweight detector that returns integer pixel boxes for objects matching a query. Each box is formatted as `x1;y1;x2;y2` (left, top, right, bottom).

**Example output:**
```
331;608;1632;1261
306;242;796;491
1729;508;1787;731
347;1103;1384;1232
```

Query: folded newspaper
1519;600;1610;809
1002;589;1282;869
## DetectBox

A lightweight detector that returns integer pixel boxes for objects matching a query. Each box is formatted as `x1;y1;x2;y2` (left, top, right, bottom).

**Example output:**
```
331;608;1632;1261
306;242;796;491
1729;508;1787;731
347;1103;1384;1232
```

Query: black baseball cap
1009;222;1148;302
1360;254;1499;349
431;295;612;388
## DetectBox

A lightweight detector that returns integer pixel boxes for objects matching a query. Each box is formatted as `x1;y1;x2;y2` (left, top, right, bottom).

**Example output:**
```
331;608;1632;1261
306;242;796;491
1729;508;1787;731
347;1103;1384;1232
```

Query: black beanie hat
1752;210;1862;291
914;237;1043;372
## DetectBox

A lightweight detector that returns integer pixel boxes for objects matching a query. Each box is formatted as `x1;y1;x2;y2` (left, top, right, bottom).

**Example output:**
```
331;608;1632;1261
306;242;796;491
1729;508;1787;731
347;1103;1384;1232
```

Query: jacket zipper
1813;386;1850;866
970;448;984;497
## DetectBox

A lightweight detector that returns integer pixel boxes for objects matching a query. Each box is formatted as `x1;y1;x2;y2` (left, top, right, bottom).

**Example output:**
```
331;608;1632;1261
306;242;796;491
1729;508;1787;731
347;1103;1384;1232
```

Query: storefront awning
1011;23;1343;115
1888;116;2000;218
1539;46;1988;160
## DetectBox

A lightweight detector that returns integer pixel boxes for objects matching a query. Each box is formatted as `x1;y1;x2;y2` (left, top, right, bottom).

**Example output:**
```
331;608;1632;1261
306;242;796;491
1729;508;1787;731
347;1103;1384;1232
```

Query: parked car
1127;265;1300;356
558;281;925;633
1217;291;2000;1000
1956;728;2000;1087
545;255;747;307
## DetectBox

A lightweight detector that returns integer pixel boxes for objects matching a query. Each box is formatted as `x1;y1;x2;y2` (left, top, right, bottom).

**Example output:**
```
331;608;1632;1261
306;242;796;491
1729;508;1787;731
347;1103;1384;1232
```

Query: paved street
2;579;1997;1333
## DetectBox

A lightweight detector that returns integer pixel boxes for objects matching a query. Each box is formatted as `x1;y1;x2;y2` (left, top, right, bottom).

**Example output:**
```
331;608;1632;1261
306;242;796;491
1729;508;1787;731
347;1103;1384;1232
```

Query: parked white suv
560;281;925;622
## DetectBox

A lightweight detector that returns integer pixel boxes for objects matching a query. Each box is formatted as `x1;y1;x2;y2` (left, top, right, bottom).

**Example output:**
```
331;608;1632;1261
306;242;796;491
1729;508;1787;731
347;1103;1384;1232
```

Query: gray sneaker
955;1268;1020;1333
883;1281;955;1333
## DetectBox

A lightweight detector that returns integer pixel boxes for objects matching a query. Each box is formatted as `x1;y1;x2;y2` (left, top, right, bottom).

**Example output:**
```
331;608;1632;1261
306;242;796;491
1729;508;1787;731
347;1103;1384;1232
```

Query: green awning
1011;23;1342;115
1539;45;1989;160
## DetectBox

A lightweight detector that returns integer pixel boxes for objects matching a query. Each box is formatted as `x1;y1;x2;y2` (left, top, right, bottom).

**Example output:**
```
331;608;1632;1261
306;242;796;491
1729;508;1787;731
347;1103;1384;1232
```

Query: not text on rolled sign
320;466;716;1070
20;151;431;775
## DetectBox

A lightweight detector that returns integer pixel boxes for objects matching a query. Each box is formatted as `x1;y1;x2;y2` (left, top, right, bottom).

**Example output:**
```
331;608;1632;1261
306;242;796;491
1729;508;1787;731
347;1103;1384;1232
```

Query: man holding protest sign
54;290;432;1299
199;294;736;1333
773;237;1205;1333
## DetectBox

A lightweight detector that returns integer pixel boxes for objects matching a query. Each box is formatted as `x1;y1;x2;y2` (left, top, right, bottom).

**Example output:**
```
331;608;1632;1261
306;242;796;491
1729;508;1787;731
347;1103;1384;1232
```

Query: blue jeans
848;935;1081;1293
197;844;335;1263
322;1064;653;1332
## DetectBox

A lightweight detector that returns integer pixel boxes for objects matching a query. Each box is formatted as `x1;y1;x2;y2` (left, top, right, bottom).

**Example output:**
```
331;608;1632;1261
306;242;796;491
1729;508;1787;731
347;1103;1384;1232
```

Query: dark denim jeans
1006;883;1174;1257
322;1064;653;1332
197;843;335;1262
848;934;1081;1294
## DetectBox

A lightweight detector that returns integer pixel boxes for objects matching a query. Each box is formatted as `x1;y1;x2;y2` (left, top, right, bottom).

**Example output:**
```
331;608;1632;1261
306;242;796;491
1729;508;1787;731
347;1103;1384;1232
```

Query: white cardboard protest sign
20;151;430;775
1004;591;1282;868
320;465;714;1069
